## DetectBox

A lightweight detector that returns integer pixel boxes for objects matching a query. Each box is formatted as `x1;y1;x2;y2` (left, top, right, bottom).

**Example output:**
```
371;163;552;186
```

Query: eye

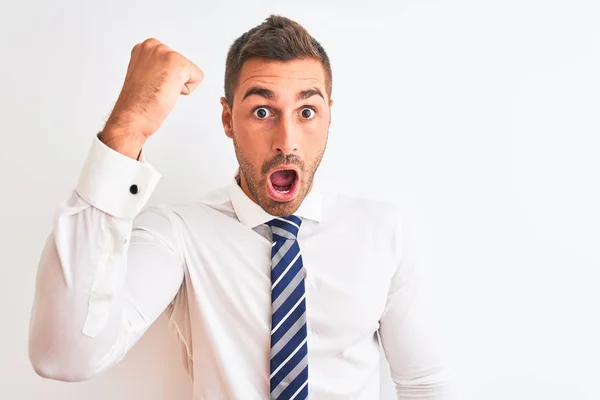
300;107;316;119
253;107;271;119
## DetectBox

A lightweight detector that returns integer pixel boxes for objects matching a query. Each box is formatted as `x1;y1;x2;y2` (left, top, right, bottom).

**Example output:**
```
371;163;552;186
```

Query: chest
177;212;392;346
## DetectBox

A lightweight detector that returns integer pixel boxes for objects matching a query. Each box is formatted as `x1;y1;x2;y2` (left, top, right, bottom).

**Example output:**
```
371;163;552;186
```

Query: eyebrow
297;88;324;101
242;87;277;101
241;87;325;102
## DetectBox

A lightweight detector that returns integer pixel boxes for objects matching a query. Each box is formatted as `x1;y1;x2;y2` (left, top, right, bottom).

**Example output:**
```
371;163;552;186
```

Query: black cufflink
129;184;139;195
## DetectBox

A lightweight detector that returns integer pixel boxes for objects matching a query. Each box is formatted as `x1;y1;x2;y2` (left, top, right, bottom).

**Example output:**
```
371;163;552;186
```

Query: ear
328;98;334;127
220;97;233;139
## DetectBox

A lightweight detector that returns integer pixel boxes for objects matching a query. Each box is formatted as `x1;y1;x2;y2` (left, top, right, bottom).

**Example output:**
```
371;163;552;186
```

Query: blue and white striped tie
266;216;309;400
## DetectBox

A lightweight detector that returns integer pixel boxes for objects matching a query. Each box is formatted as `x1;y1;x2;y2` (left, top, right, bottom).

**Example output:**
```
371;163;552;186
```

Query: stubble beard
232;134;325;217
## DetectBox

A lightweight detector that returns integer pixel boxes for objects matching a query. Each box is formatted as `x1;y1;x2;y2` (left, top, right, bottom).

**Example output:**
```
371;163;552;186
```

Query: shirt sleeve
378;212;453;399
28;135;185;382
76;134;161;219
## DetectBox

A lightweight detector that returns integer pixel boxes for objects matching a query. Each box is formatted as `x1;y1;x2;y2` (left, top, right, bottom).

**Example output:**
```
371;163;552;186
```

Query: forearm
99;122;147;160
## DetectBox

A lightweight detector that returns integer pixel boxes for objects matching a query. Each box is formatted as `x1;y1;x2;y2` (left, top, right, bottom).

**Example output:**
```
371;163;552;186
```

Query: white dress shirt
29;136;450;399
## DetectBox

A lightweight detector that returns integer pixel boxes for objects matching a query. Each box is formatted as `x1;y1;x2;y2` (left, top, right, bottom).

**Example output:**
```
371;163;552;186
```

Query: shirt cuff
76;135;161;219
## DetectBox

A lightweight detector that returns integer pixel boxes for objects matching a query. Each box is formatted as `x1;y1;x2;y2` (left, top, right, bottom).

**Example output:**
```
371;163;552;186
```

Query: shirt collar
228;170;322;228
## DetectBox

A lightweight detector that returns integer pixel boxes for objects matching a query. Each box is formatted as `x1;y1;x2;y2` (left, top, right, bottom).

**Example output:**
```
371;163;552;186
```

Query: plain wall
1;0;599;399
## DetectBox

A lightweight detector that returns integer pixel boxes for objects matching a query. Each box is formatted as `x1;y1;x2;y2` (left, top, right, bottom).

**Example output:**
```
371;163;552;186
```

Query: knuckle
141;38;160;49
165;50;183;65
157;43;172;55
131;43;140;54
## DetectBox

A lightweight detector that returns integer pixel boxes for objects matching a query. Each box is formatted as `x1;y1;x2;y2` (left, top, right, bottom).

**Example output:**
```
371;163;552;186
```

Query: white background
1;0;599;399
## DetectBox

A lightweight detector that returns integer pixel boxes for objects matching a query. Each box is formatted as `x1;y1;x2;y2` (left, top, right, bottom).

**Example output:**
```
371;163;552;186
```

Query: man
29;15;449;399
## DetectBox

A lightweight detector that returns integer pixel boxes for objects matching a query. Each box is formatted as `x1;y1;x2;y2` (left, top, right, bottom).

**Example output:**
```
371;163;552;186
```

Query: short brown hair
224;15;332;105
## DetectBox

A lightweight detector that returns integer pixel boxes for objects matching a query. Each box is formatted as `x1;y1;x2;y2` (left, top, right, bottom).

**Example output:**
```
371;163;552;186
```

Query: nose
272;114;299;155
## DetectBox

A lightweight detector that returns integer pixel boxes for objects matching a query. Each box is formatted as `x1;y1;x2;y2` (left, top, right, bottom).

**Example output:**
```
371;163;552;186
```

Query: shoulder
134;184;235;230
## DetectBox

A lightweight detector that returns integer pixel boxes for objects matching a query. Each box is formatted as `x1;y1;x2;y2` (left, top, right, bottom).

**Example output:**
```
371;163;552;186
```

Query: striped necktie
266;216;309;400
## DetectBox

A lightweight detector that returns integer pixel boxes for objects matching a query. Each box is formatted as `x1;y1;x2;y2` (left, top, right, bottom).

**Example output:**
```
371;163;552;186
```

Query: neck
237;171;258;205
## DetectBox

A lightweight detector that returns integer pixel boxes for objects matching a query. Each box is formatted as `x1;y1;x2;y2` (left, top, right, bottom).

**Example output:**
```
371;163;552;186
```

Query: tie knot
267;215;302;241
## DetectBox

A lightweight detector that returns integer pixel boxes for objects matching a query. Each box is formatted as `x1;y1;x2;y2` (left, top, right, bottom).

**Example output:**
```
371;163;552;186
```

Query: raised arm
29;142;183;381
28;39;204;382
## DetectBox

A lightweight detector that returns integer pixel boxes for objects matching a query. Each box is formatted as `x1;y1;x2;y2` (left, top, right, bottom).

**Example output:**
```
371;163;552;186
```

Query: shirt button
129;184;139;195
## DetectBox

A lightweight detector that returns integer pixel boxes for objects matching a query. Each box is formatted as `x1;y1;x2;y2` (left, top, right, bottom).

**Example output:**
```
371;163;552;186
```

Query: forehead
236;58;327;100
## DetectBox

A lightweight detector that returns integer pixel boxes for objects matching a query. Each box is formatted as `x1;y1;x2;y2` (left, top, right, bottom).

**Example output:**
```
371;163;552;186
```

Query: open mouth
267;169;300;201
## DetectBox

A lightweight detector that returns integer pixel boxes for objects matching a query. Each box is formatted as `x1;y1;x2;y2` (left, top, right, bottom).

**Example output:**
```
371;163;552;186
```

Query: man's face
221;58;332;217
